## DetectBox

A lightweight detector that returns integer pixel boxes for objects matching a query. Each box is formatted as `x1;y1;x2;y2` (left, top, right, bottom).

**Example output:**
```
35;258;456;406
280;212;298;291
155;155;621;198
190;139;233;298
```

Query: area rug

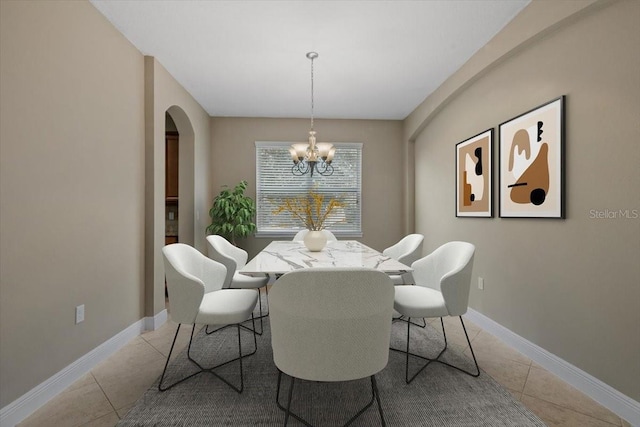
119;315;545;426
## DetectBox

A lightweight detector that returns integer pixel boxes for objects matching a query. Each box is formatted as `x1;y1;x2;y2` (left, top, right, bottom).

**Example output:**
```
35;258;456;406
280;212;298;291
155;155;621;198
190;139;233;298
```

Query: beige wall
0;0;212;408
210;118;405;257
407;0;640;400
0;1;145;406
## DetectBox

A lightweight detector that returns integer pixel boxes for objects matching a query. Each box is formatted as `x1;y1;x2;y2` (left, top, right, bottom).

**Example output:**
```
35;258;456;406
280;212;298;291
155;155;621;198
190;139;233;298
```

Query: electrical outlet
75;304;85;324
478;277;484;290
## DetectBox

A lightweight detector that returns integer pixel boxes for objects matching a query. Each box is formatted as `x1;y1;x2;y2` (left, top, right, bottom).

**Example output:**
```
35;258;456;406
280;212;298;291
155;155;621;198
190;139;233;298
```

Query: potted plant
206;180;257;245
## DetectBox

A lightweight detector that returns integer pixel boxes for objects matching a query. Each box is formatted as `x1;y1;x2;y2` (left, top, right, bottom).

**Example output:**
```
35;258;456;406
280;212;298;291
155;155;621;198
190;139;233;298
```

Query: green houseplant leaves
206;181;257;245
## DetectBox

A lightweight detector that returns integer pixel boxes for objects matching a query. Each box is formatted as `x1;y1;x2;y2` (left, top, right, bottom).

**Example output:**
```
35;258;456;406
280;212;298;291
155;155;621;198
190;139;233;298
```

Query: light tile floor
18;314;632;427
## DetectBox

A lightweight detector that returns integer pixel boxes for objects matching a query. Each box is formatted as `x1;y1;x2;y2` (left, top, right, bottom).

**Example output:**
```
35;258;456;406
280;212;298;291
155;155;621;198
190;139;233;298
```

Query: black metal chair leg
284;375;295;426
440;317;447;349
461;317;480;375
159;324;205;391
208;296;264;336
253;288;265;335
389;317;445;383
206;314;258;393
372;375;386;427
208;324;245;392
275;370;312;427
158;324;181;391
276;370;283;405
160;316;258;393
237;287;268;336
405;318;411;382
187;324;204;365
433;317;480;377
205;314;259;357
401;316;439;383
390;315;480;383
392;315;427;328
275;370;384;426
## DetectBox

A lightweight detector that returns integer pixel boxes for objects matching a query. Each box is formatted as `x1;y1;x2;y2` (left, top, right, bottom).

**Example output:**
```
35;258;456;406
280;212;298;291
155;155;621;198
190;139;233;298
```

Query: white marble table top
239;240;412;275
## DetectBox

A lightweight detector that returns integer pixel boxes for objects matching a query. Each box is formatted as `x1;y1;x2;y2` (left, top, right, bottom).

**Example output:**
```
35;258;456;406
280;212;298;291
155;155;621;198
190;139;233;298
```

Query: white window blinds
255;141;362;237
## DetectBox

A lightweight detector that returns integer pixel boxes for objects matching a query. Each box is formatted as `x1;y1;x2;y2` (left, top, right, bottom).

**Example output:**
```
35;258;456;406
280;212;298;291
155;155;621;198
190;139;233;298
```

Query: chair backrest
270;268;394;382
382;234;424;266
411;241;475;317
205;235;248;288
162;243;227;324
292;229;338;241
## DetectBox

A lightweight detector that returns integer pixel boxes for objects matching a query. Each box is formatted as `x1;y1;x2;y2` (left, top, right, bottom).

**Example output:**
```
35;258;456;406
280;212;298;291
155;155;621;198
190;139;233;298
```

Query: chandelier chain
310;54;314;131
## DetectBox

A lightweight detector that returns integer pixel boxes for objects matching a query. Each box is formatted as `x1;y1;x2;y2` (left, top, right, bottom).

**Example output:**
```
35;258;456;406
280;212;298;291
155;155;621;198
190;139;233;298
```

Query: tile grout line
139;333;173;360
89;337;166;419
472;331;622;426
522;362;533;396
520;364;624;426
89;371;120;418
525;393;623;427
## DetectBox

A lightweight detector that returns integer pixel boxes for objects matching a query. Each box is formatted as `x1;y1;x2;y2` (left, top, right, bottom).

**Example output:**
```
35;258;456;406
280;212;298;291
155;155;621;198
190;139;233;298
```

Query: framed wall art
456;128;493;217
499;96;565;218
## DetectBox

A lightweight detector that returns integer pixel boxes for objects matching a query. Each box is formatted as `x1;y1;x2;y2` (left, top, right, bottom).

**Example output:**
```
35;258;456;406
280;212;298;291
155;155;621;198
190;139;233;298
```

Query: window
255;141;362;237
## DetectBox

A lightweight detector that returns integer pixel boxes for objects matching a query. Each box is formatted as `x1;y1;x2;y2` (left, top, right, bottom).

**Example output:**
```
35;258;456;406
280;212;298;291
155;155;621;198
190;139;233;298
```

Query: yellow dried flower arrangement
273;191;345;231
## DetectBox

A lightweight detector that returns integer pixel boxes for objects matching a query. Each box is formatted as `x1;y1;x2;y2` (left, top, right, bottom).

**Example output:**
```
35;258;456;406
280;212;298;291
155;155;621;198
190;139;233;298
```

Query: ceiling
90;0;529;120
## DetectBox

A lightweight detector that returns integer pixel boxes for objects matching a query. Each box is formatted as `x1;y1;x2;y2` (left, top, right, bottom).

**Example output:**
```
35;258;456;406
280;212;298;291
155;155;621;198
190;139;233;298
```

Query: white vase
303;230;327;252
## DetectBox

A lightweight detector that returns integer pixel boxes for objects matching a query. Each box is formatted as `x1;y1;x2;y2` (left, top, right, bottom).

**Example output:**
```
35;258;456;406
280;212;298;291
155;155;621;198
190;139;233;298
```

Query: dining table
238;240;412;276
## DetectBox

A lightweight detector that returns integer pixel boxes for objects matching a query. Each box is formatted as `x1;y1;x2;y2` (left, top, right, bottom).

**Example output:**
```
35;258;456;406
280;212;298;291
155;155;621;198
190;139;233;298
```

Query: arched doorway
164;113;179;247
161;106;195;310
165;106;195;247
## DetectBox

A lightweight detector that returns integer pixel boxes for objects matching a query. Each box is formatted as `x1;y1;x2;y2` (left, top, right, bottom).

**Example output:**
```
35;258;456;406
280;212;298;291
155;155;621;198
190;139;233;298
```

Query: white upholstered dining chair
206;234;270;334
382;233;424;285
160;243;258;392
392;241;479;383
270;268;394;426
292;229;338;241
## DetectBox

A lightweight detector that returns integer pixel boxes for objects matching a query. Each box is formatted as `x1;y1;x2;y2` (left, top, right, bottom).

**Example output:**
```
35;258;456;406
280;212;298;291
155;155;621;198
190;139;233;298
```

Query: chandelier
289;52;335;177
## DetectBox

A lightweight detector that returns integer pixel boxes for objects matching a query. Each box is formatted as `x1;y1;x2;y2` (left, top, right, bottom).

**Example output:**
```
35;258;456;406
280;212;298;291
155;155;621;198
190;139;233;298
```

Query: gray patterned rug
119;315;545;426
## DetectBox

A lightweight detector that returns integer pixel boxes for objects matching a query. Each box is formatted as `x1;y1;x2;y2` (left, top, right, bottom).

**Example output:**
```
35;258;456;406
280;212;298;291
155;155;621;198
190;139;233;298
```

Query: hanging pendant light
290;52;335;177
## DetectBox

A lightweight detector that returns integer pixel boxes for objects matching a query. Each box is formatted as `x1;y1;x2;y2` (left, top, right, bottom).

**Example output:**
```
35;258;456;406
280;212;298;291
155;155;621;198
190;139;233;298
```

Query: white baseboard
466;308;640;426
145;308;168;331
0;310;168;427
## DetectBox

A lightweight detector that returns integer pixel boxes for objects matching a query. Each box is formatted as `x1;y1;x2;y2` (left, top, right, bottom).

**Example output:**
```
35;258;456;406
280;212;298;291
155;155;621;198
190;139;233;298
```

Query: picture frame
456;128;493;217
499;96;565;218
